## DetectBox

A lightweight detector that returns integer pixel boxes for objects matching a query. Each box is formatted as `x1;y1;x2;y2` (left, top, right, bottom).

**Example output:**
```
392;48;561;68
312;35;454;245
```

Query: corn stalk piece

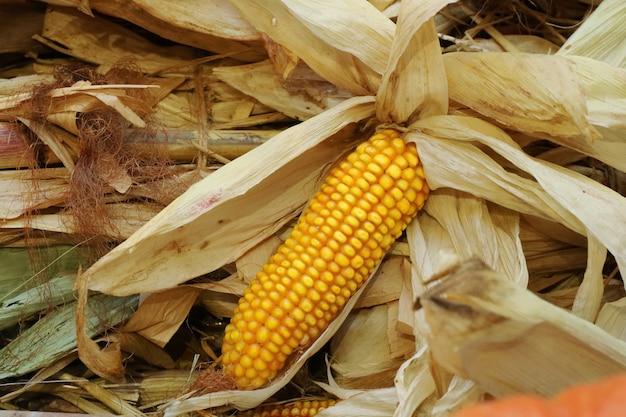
0;294;137;380
421;259;626;397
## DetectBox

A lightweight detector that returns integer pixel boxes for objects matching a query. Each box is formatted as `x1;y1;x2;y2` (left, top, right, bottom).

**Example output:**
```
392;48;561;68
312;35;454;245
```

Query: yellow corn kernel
238;399;337;417
222;129;429;389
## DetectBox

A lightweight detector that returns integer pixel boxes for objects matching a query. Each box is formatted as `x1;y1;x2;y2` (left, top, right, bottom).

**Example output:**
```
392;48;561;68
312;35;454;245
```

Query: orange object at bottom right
453;374;626;417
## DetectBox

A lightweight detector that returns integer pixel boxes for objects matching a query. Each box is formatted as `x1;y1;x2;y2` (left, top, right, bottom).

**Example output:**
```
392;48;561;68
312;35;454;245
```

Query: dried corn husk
596;297;626;342
213;60;327;120
0;274;75;330
376;0;451;122
228;0;392;94
558;0;626;68
39;7;198;74
43;0;263;59
84;96;375;296
122;286;201;347
409;116;626;276
331;302;413;388
421;259;626;397
0;294;136;379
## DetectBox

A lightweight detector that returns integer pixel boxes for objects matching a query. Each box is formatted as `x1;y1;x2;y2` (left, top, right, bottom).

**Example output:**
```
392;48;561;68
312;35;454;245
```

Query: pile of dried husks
0;0;625;416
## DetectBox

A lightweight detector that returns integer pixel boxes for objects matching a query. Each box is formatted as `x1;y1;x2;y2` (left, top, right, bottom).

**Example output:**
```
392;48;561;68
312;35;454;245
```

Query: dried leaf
85;96;376;296
214;60;326;120
228;0;389;94
596;297;626;342
122;286;201;347
422;259;626;397
559;0;626;68
411;115;626;274
41;6;198;73
572;235;607;321
443;52;598;141
376;0;452;122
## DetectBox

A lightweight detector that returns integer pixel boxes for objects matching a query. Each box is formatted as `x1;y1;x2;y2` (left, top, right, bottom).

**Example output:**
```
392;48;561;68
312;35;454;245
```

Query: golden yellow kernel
355;177;369;190
266;316;279;330
308;289;321;302
390;188;403;201
348;167;361;178
301;299;314;312
367;162;383;176
337;200;351;213
342;267;355;279
351;255;364;269
313;258;326;270
373;154;391;169
257;327;270;343
367;211;382;225
336;183;349;194
330;285;341;295
406;152;418;167
336;253;350;267
363;171;377;183
340;224;353;236
352;207;367;221
357;200;372;212
327;239;339;251
363;221;376;233
342;244;356;258
350;186;363;198
379;174;394;190
292;308;305;321
387;164;402;179
376;205;388;217
355;229;369;242
401;168;415;182
293;282;307;296
321;271;334;283
320;247;334;261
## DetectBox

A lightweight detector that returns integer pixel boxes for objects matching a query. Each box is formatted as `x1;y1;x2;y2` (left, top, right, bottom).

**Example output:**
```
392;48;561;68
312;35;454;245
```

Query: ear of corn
222;129;429;389
239;399;337;417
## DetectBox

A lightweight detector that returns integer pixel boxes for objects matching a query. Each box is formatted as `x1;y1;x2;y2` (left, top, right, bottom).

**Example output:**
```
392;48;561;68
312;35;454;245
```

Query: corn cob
239;399;337;417
222;129;429;389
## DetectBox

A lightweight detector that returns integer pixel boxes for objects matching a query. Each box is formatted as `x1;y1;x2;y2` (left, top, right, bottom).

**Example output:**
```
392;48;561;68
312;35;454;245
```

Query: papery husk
84;96;376;296
558;0;626;68
423;191;527;286
1;203;161;240
228;0;391;94
137;370;193;406
469;35;559;54
0;293;136;379
443;52;598;140
0;169;68;219
236;235;283;283
331;302;414;388
357;256;408;308
213;60;327;120
596;297;626;342
39;7;198;74
409;116;626;276
421;258;626;397
122;286;201;348
443;52;626;171
317;388;397;417
376;0;452;122
0;274;75;330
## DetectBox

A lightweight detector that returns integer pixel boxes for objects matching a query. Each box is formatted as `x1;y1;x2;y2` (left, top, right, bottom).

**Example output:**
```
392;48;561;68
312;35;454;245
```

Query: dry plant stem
59;373;144;417
194;65;209;169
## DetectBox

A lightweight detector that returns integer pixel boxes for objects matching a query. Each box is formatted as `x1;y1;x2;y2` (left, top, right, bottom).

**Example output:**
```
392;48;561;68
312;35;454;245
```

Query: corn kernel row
238;399;337;417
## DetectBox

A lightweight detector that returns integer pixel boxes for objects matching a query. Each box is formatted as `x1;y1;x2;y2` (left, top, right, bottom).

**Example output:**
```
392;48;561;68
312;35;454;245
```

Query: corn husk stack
0;0;625;416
